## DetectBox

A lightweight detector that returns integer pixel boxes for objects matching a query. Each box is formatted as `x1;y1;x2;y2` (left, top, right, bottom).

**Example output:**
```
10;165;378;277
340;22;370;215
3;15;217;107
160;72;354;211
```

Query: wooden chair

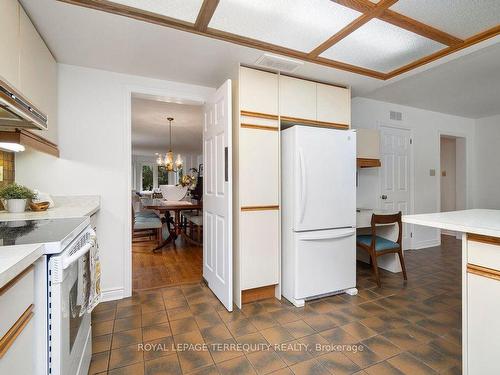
356;212;407;287
132;203;162;247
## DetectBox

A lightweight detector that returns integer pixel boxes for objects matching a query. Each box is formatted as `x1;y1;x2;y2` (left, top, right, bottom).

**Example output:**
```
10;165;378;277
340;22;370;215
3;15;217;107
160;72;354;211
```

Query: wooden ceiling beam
309;0;398;58
386;24;500;79
330;0;464;46
194;0;219;32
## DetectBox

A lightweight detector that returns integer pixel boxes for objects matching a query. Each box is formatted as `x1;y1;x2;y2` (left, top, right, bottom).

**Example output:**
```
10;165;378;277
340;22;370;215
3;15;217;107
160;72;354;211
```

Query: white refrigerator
281;125;357;307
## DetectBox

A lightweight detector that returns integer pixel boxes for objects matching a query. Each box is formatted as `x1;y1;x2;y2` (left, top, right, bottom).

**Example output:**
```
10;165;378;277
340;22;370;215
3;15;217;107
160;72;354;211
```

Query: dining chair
356;212;407;287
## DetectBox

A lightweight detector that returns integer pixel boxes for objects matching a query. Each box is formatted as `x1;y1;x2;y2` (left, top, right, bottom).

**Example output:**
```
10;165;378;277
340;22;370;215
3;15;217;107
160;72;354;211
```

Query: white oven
48;225;96;375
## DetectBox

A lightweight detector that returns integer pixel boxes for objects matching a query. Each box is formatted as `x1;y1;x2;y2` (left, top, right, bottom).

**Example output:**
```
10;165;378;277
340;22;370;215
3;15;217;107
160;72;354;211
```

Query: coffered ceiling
57;0;500;80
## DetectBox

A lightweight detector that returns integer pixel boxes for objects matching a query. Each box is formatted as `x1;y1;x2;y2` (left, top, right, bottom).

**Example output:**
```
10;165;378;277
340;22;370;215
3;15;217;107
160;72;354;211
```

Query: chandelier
156;117;183;172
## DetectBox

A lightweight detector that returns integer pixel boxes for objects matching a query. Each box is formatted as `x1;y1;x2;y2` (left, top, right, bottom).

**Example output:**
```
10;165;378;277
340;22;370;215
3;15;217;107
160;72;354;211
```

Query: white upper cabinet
240;67;278;115
0;0;20;89
19;6;58;144
316;83;350;126
279;75;316;121
356;128;380;160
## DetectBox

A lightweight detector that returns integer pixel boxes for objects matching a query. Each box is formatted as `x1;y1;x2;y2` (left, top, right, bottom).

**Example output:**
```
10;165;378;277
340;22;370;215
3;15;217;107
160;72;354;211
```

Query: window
158;166;169;185
142;165;153;191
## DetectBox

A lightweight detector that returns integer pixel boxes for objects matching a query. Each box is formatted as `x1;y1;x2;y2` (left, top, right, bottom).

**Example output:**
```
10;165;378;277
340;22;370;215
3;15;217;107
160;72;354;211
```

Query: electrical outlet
430;169;436;176
0;166;3;182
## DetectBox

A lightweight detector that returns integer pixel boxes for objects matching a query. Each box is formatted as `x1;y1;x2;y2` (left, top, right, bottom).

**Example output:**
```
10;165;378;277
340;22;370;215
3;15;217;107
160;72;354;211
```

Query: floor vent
390;110;403;121
254;54;303;73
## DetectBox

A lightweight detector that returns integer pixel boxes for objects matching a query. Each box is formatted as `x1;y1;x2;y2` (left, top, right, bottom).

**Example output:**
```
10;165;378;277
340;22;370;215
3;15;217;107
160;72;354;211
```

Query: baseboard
101;287;125;302
412;238;441;250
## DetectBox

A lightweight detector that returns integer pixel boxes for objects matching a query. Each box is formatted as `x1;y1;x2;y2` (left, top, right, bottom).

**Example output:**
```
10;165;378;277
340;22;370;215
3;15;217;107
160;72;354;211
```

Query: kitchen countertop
403;209;500;238
0;195;100;222
0;243;44;288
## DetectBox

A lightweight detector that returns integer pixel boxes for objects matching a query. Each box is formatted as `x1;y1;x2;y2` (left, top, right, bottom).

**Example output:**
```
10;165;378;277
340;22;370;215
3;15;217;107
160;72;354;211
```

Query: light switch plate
0;166;3;182
429;169;436;176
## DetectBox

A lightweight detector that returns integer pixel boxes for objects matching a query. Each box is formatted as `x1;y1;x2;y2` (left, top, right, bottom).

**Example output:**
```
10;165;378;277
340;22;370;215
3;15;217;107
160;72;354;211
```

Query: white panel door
293;126;356;232
379;126;412;249
203;80;232;312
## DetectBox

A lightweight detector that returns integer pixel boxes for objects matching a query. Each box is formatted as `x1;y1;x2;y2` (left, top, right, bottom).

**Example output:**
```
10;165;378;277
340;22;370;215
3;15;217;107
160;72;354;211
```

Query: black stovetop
0;217;87;246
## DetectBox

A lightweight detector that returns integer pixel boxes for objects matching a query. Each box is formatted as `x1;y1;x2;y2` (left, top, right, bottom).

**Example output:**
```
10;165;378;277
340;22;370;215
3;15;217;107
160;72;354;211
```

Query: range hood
0;79;48;131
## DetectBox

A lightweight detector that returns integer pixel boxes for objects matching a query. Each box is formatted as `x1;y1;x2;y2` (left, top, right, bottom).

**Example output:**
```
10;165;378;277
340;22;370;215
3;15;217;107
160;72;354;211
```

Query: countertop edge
403;216;500;238
0;244;45;289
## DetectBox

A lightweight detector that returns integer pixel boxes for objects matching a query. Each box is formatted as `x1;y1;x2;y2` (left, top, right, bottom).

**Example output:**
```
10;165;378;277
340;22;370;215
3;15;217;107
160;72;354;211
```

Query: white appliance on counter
0;217;96;375
281;125;357;307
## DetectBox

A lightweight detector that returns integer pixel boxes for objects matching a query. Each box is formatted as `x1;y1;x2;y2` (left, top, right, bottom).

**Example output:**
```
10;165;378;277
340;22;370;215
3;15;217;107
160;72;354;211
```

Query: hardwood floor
132;238;203;291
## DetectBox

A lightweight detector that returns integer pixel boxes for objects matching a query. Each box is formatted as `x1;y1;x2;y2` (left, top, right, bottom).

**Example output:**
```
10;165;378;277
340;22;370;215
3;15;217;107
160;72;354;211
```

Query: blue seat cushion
134;217;162;230
357;235;399;251
135;211;158;219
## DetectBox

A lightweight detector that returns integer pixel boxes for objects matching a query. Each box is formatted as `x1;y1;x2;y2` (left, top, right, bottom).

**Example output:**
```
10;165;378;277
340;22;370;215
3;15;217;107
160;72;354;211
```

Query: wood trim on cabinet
467;264;500;281
280;116;349;130
0;265;33;296
0;304;34;358
357;158;381;168
240;110;279;120
241;205;279;212
241;123;278;131
194;0;219;32
467;233;500;246
0;129;59;157
309;0;398;57
242;285;276;304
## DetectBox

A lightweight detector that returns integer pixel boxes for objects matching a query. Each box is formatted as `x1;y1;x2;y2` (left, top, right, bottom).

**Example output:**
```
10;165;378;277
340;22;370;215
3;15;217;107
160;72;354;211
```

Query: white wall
353;97;475;249
475;114;500;209
15;64;215;300
440;137;456;212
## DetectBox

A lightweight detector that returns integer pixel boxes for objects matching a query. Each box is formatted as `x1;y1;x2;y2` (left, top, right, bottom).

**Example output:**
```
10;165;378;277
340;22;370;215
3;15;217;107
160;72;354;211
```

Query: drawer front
467;234;500;271
240;210;280;290
0;267;34;338
0;309;34;374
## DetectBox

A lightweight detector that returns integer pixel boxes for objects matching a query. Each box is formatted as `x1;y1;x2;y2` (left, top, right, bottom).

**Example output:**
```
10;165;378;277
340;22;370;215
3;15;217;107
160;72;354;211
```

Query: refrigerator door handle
298;148;306;224
300;228;356;241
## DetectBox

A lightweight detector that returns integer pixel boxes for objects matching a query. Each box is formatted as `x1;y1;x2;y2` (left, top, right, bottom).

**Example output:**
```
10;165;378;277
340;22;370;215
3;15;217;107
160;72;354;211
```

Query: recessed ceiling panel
390;0;500;39
320;19;445;73
209;0;361;52
108;0;204;23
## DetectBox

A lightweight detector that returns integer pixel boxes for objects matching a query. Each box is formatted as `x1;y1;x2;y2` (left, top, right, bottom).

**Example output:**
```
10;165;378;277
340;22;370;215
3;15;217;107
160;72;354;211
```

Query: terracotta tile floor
90;236;462;374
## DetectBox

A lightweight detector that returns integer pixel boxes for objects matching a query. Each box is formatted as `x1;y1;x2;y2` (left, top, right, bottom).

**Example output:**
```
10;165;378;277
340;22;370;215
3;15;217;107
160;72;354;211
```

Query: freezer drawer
295;228;356;299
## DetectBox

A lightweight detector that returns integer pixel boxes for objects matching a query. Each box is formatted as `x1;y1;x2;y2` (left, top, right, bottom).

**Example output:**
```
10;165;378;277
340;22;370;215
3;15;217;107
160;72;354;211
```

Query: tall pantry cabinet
233;67;281;308
232;66;351;308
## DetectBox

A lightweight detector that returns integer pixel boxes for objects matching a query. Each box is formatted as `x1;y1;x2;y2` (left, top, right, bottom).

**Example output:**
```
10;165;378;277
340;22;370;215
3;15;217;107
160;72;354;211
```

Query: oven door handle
62;240;94;270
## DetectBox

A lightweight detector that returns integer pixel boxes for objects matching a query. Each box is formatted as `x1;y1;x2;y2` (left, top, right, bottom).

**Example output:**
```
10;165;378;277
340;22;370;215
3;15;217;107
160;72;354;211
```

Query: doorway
440;134;466;237
130;94;204;291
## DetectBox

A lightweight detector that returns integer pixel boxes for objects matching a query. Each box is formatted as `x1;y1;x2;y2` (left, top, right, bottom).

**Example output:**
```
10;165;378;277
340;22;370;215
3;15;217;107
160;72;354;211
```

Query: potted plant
0;183;36;213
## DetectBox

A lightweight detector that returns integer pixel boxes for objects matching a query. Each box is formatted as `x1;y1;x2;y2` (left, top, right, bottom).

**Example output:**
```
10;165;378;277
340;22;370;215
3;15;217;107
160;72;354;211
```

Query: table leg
152;211;176;252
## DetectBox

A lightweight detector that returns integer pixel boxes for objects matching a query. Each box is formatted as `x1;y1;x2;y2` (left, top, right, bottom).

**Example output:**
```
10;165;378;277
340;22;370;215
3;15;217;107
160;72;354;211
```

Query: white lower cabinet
240;210;279;290
467;272;500;374
0;316;34;374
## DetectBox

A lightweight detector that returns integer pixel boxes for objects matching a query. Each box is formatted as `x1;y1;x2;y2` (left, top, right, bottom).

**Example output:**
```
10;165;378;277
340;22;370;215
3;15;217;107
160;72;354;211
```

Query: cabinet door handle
0;304;34;358
467;263;500;281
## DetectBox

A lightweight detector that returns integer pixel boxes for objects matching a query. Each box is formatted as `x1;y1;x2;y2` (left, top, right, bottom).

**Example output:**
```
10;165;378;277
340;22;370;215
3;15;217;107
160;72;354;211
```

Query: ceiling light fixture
156;117;183;172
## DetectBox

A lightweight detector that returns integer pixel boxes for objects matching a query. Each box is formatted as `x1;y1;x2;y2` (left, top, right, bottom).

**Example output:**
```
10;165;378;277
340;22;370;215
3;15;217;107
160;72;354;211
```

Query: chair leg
157;228;162;247
398;249;408;281
371;252;381;288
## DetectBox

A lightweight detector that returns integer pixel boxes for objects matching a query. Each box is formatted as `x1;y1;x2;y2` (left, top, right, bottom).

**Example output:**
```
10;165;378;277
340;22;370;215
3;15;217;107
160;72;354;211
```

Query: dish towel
87;232;102;313
74;254;90;318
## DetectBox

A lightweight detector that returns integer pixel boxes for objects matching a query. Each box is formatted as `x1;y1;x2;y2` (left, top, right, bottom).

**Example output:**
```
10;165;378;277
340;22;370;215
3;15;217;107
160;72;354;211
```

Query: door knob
381;195;388;200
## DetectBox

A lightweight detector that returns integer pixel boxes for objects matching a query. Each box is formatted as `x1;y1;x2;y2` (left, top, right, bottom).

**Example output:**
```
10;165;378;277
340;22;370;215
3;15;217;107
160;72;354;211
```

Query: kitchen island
403;209;500;375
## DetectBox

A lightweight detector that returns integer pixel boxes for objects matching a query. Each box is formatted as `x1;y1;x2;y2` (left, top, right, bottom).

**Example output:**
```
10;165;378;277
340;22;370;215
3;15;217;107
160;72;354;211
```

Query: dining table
141;198;202;251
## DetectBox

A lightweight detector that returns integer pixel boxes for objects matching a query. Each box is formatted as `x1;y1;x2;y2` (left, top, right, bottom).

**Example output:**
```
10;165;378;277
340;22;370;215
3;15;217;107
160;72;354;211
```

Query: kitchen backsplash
0;151;15;210
0;151;15;188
